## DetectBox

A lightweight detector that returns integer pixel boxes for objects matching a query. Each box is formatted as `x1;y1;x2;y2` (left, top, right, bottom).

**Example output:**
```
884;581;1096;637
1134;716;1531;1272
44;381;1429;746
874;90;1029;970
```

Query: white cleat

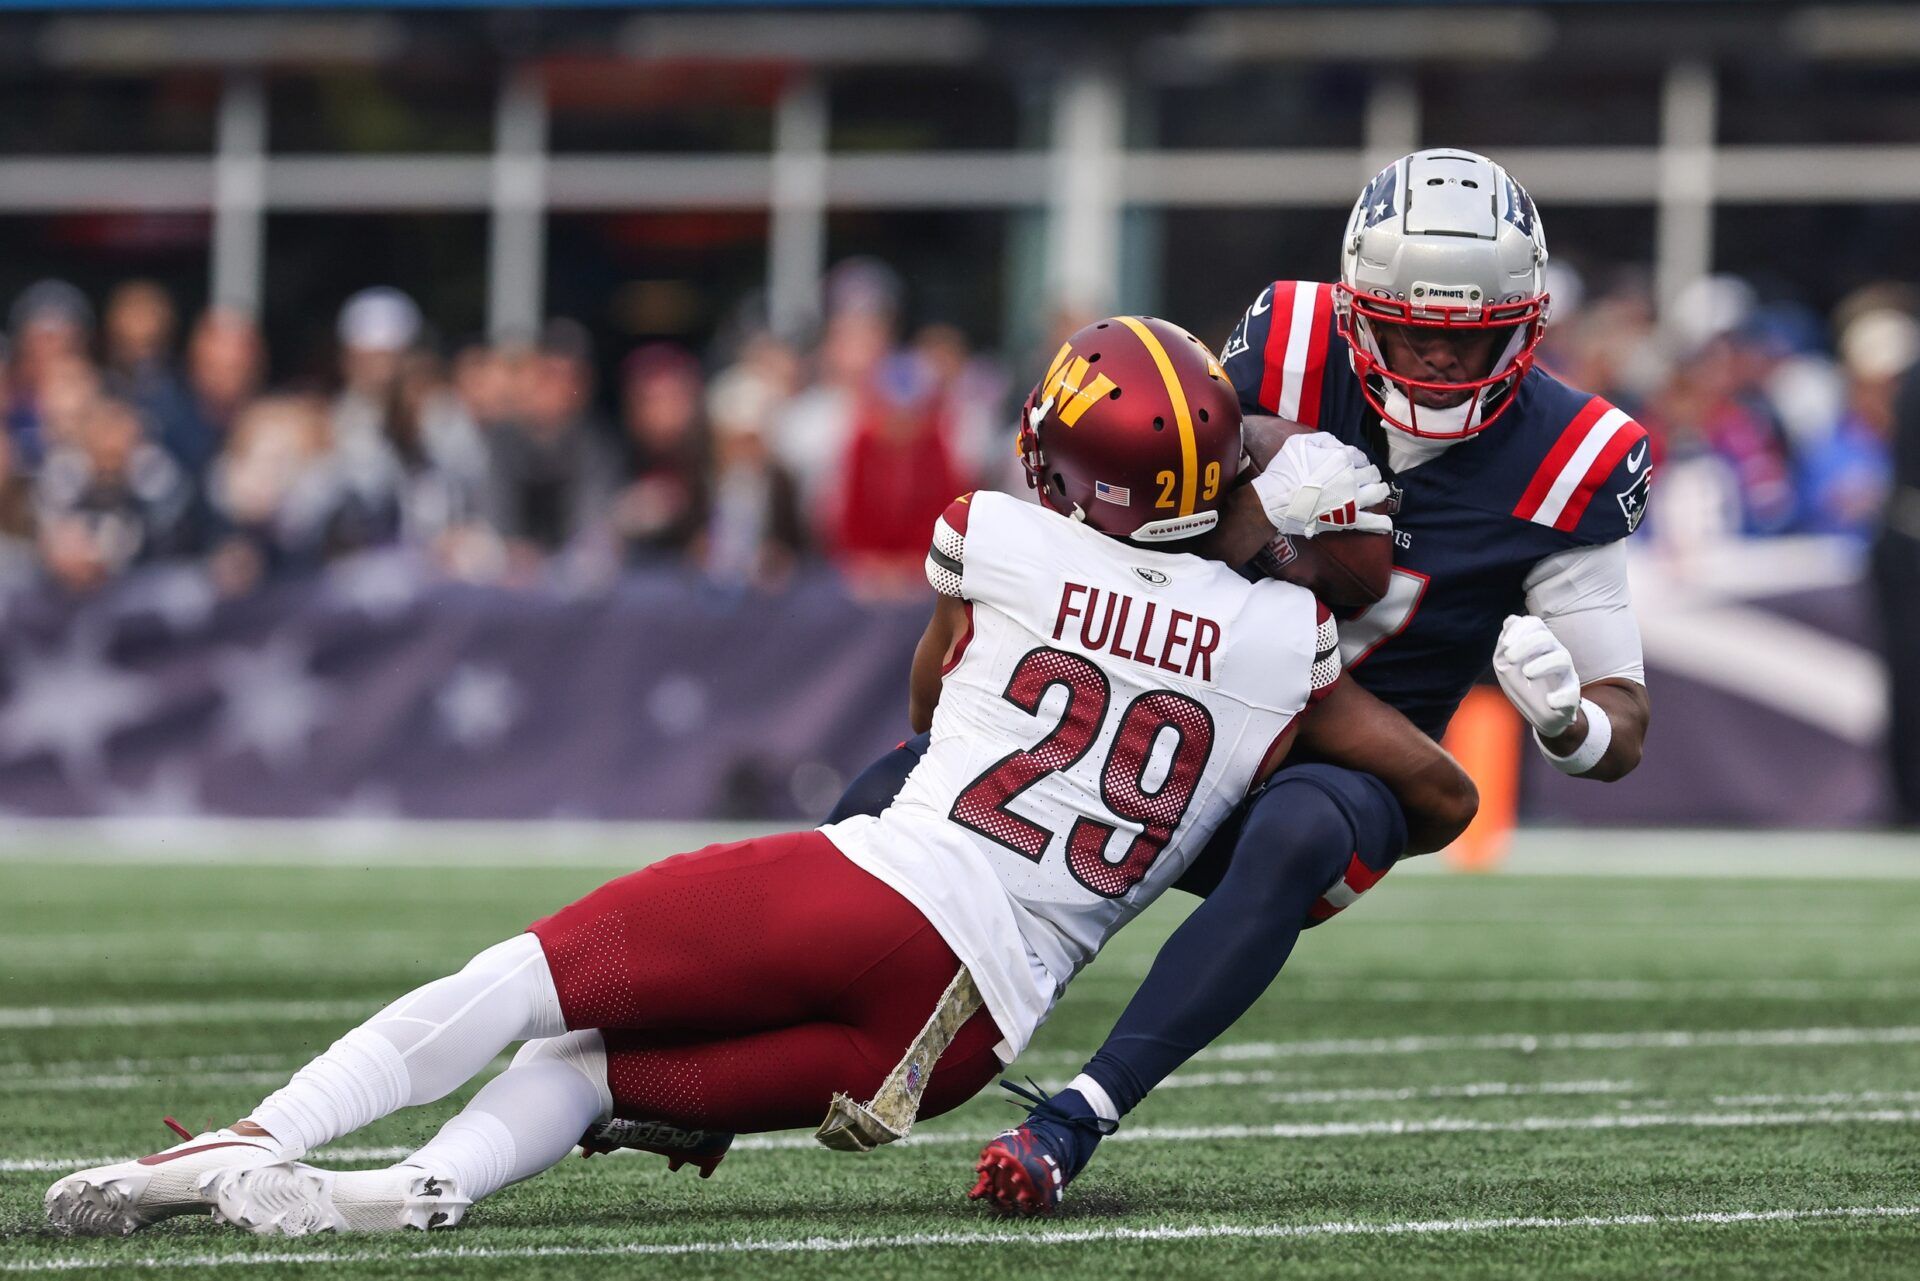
214;1162;469;1237
44;1122;286;1237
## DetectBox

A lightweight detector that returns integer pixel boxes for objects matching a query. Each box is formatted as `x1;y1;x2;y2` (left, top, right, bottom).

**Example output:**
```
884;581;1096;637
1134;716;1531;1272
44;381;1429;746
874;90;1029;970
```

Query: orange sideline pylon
1440;685;1522;871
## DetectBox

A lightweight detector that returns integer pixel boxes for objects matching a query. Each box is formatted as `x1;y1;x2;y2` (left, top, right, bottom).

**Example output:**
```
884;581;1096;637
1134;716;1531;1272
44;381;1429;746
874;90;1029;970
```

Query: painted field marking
0;1055;291;1078
0;1072;289;1094
1255;1079;1636;1104
1033;1024;1920;1065
1711;1090;1920;1107
18;1106;1920;1173
1270;977;1920;1003
0;1001;372;1029
720;1107;1920;1152
3;1204;1917;1271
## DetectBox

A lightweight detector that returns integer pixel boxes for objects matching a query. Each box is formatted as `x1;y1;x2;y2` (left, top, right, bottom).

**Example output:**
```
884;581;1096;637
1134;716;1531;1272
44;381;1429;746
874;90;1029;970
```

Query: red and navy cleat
577;1117;733;1179
967;1079;1113;1215
970;1125;1067;1215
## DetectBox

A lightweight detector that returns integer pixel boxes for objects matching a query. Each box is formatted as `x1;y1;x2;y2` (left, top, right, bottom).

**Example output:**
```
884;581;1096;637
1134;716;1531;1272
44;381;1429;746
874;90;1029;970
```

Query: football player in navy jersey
833;149;1654;1213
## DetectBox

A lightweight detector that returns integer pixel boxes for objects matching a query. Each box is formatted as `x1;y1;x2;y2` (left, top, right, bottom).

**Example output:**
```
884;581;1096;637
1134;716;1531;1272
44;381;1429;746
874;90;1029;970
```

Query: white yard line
0;1055;291;1079
0;1064;1630;1100
1712;1090;1920;1107
13;1106;1920;1173
15;993;1920;1047
1172;1024;1920;1064
1259;1080;1638;1104
0;1001;370;1029
723;1107;1920;1151
11;976;1916;1014
3;1205;1917;1271
1268;978;1920;1002
1145;1073;1635;1098
0;1072;289;1093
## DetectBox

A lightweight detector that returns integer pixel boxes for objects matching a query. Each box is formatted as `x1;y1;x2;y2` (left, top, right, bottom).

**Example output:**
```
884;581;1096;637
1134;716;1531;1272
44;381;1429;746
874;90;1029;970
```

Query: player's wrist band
1537;698;1611;775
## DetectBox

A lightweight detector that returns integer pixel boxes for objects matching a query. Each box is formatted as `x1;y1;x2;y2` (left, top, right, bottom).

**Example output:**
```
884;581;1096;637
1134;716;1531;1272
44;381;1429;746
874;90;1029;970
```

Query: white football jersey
823;490;1336;1059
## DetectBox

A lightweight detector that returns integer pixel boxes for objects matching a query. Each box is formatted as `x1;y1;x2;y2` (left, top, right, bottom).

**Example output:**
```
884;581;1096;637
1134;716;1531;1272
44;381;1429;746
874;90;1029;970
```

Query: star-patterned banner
0;551;1888;825
0;552;924;821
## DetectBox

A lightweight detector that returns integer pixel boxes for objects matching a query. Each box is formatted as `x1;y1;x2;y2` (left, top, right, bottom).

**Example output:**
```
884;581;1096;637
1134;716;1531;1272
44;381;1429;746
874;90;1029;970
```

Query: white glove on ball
1492;614;1582;738
1249;433;1392;539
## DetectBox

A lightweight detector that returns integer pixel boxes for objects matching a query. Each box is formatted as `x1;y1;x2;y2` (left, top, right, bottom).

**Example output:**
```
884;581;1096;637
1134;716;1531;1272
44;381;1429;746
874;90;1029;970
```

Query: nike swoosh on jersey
1249;286;1273;316
1626;443;1649;473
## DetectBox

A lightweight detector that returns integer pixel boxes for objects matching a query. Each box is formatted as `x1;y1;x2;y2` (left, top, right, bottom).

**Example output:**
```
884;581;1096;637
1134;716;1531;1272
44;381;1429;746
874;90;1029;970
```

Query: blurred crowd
1541;266;1918;549
0;259;1012;601
1;258;1915;605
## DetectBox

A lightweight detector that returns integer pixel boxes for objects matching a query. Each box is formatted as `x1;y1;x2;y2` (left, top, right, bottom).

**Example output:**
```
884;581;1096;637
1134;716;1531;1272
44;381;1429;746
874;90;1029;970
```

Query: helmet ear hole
1051;472;1067;496
1197;407;1209;423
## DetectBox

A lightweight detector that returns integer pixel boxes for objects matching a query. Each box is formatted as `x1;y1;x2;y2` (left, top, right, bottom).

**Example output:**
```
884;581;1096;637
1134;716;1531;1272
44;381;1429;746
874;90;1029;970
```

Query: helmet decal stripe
1275;284;1318;420
1115;315;1199;517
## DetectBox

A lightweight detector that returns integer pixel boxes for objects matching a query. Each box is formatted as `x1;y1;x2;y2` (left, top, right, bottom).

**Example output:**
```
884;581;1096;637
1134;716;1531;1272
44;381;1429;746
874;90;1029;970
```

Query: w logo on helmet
1040;343;1118;428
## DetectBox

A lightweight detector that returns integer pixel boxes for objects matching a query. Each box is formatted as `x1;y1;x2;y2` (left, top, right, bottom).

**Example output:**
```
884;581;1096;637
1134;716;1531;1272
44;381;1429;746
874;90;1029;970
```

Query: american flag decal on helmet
1093;480;1131;505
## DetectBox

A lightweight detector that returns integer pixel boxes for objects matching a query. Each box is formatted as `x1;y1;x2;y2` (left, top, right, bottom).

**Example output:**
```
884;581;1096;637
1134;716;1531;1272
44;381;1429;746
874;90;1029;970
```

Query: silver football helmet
1337;149;1551;439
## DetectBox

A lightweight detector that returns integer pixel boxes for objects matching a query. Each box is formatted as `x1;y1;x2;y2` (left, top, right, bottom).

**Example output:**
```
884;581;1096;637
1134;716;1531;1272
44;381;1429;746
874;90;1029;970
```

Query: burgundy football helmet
1017;316;1242;543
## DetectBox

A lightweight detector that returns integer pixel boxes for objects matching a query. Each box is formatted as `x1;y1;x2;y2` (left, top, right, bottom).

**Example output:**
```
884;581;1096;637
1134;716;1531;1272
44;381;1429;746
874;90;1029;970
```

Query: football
1257;527;1394;612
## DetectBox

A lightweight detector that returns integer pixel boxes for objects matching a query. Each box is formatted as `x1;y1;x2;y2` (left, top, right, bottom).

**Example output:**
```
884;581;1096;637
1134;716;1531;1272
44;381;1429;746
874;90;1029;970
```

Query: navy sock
824;733;930;824
1082;766;1405;1116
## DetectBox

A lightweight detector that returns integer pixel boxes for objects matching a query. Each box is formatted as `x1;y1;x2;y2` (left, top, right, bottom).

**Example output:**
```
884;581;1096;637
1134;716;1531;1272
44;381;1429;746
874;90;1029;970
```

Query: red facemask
1337;284;1550;440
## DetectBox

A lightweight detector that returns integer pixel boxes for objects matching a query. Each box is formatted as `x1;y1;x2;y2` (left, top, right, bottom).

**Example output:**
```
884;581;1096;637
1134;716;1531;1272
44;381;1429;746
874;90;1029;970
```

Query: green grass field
3;830;1919;1279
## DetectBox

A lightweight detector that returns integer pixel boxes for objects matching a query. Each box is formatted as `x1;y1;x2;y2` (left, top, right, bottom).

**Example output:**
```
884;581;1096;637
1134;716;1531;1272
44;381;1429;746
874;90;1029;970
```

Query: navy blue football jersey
1220;280;1652;738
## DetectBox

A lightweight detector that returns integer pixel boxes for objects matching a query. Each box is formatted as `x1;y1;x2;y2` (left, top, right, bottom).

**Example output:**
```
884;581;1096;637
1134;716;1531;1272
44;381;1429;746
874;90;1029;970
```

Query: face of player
1372;322;1515;408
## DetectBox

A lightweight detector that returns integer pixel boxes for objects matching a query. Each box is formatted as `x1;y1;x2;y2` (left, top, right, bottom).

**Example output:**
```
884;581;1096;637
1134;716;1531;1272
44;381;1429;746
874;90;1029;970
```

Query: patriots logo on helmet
1503;175;1537;238
1361;164;1398;228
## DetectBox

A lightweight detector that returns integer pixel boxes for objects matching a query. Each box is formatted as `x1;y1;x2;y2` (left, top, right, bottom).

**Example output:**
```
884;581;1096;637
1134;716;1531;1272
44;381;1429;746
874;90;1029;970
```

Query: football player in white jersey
46;317;1473;1239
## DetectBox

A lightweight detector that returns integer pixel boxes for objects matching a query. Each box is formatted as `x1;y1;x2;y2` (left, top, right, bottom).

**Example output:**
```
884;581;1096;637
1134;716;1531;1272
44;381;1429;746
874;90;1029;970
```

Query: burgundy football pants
528;830;1003;1134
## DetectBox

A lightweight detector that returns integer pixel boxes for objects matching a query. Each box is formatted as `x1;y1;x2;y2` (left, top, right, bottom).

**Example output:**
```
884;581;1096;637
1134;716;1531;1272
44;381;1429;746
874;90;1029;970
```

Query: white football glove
1249;432;1392;539
1492;614;1582;738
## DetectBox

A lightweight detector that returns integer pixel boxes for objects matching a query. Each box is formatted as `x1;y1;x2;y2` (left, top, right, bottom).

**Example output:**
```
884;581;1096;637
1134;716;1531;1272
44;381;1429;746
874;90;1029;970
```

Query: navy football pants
825;734;1408;1117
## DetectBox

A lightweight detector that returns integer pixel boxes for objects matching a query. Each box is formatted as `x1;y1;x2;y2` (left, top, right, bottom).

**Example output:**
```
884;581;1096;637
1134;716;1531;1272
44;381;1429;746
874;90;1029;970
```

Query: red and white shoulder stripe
1512;397;1648;532
1257;280;1337;427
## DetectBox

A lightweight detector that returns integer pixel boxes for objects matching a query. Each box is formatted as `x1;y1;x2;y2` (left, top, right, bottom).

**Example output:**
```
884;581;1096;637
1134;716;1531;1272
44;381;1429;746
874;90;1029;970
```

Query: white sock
1067;1073;1121;1125
249;934;566;1157
401;1031;612;1203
